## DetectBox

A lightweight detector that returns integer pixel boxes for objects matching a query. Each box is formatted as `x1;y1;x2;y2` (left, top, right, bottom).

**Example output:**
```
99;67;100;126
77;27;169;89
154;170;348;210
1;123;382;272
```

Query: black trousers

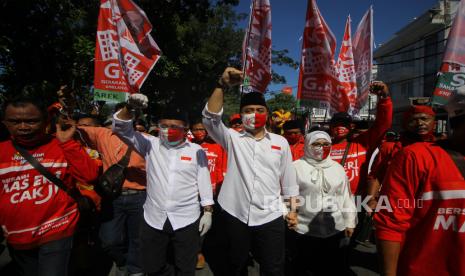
290;230;349;276
223;211;285;276
140;218;200;276
8;236;73;276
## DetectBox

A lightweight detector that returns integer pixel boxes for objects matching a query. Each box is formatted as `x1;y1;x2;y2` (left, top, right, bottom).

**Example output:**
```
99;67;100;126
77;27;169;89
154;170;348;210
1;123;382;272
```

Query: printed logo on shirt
271;145;281;151
12;152;45;163
1;170;63;205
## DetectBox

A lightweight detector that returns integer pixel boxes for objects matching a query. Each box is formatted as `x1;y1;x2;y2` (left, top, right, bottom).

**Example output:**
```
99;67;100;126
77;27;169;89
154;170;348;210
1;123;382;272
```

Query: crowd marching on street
1;0;465;276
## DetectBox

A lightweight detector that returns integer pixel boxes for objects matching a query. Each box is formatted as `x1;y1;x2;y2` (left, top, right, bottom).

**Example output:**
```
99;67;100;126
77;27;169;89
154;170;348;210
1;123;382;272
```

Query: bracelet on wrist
216;79;228;90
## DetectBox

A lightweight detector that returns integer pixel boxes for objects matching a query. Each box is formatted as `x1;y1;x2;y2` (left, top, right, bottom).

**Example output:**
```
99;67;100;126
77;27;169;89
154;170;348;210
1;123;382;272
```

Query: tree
0;0;297;119
0;0;99;104
266;93;297;112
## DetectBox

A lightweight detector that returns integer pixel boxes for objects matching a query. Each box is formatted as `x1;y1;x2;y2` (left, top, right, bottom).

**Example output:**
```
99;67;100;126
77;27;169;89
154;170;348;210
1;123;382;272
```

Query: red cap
402;105;435;127
229;113;241;122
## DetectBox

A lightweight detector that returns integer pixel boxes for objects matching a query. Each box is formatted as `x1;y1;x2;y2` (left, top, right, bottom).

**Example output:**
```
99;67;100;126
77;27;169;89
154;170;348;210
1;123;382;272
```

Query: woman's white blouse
293;159;357;238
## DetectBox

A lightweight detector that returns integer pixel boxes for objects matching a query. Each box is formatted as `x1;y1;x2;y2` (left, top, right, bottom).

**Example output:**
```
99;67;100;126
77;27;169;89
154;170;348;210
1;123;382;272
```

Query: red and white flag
432;0;465;105
297;0;340;112
336;15;356;115
94;0;161;103
242;0;272;94
352;6;373;111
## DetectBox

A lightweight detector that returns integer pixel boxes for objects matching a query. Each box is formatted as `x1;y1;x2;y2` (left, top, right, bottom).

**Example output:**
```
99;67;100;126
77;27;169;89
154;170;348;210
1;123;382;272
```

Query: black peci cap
283;119;304;131
240;92;267;111
160;106;189;124
330;112;352;126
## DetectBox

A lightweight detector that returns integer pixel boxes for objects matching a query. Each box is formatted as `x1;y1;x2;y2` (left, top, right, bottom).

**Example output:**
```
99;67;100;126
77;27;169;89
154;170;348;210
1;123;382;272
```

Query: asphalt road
1;241;379;276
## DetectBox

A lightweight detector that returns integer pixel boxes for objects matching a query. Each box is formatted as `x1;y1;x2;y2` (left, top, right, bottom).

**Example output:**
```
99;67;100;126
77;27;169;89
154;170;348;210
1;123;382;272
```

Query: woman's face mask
241;113;267;130
309;143;332;161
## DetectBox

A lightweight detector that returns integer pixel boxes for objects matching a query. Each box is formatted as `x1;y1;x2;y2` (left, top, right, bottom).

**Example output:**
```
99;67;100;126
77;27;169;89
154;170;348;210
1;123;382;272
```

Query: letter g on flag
104;63;121;79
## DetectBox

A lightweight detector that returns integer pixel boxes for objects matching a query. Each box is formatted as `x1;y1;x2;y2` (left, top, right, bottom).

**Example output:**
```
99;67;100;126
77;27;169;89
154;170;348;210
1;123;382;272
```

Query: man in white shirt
113;100;214;276
202;67;299;276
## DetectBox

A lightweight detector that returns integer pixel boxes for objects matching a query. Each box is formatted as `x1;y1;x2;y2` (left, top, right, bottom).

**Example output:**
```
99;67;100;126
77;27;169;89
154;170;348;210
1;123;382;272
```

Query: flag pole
241;0;255;94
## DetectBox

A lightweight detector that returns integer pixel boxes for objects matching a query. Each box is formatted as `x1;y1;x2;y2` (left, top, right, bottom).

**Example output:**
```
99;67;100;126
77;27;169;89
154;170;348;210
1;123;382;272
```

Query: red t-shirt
375;142;465;276
200;141;227;196
330;98;393;194
289;137;305;161
0;138;99;249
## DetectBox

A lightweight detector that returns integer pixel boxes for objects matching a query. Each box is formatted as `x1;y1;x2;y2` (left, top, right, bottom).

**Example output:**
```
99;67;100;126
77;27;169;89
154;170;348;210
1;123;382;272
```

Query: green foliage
266;93;297;112
0;0;297;120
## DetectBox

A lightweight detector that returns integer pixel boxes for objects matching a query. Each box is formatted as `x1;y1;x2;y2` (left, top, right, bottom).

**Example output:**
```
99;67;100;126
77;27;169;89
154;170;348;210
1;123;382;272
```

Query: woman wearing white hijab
290;131;357;276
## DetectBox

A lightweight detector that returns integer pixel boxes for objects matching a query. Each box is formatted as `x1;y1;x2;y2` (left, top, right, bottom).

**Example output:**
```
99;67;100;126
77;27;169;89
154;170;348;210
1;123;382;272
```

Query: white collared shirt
113;112;214;230
293;159;357;238
202;105;299;226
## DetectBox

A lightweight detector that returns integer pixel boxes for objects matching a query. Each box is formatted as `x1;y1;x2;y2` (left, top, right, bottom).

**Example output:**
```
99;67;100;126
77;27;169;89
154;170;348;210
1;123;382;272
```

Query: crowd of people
0;67;464;276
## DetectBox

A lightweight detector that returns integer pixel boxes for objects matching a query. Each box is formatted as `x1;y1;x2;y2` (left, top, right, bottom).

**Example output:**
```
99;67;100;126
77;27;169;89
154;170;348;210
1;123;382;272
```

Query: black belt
120;189;146;196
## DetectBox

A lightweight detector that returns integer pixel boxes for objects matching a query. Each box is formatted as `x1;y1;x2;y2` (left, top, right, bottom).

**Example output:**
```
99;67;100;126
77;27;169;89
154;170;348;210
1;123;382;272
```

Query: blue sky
234;0;440;96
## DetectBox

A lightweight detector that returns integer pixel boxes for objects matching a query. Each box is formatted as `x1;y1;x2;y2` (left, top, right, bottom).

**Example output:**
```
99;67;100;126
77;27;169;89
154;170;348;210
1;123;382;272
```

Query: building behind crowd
374;0;460;131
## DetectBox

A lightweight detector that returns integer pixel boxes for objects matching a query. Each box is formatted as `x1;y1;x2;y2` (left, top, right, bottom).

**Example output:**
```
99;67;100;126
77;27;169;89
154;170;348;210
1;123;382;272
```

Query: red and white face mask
242;113;267;130
160;127;185;146
309;145;332;161
331;126;350;140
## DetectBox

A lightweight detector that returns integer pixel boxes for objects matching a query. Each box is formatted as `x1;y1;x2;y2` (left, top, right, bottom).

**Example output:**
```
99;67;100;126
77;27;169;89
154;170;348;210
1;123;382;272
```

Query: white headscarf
302;131;336;193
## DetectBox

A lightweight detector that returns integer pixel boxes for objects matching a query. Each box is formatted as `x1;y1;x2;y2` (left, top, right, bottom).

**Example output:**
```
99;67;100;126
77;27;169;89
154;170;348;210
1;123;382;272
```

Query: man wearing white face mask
290;131;357;276
112;99;214;276
202;67;299;276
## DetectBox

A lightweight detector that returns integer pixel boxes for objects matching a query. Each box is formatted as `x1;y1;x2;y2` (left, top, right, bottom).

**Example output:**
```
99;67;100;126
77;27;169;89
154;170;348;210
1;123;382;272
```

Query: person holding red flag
329;81;393;196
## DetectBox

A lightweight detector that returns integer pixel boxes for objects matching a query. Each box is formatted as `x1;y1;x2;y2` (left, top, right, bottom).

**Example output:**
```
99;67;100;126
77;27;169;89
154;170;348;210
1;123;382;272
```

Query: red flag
352;6;373;111
432;0;465;105
282;86;293;95
336;16;356;114
297;0;340;112
94;0;161;103
242;0;272;94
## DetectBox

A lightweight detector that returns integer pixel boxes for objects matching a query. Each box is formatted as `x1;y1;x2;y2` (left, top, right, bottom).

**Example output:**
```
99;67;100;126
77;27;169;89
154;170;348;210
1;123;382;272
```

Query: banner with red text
336;15;356;115
94;0;161;102
433;0;465;105
242;0;272;94
352;6;373;111
297;0;340;112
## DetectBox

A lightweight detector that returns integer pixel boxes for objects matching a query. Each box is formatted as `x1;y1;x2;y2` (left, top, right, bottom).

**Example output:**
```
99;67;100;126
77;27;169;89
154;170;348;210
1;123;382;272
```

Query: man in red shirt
0;95;99;276
367;105;436;210
282;120;305;161
375;90;465;276
329;81;393;195
191;119;227;197
229;114;244;132
190;119;228;272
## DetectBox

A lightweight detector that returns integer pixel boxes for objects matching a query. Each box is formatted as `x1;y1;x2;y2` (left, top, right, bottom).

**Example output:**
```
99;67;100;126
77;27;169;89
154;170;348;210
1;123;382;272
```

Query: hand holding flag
219;67;244;88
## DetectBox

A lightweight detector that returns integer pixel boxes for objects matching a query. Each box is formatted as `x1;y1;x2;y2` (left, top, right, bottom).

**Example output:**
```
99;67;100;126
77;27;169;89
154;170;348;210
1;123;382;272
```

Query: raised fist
219;67;243;88
369;81;389;97
127;93;149;110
